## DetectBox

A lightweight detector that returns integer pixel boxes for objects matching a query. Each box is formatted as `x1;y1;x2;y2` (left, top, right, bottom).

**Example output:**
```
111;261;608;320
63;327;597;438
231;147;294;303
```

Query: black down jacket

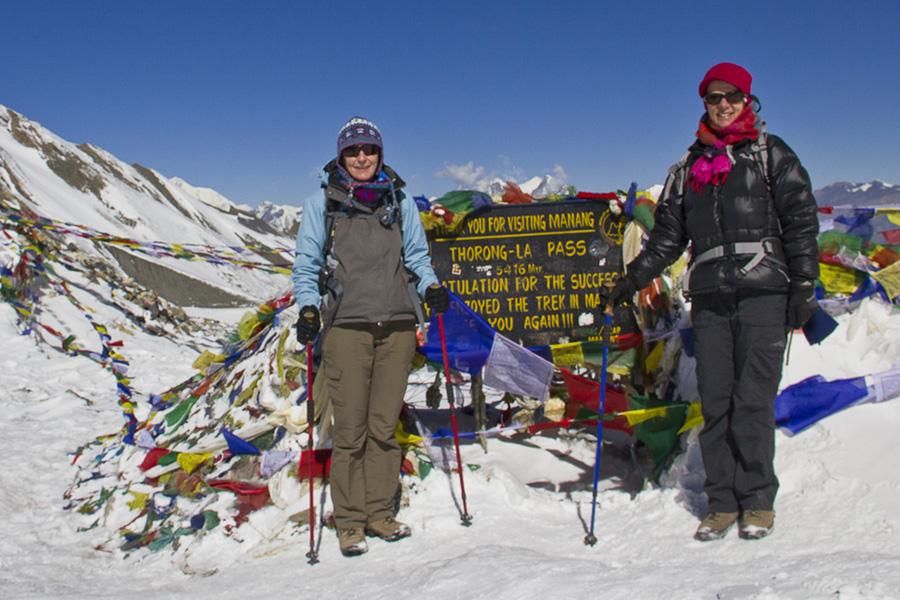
627;133;819;297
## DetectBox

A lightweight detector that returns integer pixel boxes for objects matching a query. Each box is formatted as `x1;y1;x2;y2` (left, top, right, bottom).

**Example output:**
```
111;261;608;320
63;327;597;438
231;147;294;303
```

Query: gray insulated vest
328;202;417;326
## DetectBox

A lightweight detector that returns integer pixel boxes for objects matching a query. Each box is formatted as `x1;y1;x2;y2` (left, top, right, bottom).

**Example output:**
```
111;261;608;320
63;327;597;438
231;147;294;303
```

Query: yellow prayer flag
235;374;262;407
819;263;861;295
678;402;704;434
644;341;665;374
876;208;900;225
620;406;669;426
550;342;585;367
176;452;212;474
871;259;900;300
670;255;688;284
192;350;229;373
237;310;260;341
127;491;149;511
395;422;423;445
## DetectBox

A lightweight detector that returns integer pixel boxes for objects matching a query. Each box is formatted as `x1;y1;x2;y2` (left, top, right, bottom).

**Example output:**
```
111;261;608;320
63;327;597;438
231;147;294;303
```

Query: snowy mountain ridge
814;179;900;207
0;104;297;306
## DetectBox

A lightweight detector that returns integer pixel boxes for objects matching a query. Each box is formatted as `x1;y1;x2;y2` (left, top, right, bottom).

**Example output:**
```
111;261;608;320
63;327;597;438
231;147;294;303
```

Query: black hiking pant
692;291;787;513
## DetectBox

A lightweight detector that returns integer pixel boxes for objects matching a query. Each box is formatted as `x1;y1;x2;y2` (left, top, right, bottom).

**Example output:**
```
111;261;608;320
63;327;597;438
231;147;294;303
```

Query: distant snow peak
437;161;569;198
815;179;900;207
255;200;302;236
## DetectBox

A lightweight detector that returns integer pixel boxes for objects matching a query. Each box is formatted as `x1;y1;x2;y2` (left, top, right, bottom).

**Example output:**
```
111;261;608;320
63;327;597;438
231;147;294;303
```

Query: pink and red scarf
688;106;759;192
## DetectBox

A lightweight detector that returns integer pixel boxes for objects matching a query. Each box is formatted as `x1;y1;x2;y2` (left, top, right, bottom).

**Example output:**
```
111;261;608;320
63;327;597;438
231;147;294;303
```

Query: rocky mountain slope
0;104;299;308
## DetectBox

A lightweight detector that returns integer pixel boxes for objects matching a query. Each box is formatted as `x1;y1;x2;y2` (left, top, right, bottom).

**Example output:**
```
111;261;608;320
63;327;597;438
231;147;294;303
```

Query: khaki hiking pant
322;322;417;529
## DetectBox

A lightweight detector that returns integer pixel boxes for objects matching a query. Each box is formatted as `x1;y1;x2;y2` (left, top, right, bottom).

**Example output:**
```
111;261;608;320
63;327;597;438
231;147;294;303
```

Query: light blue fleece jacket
292;190;439;311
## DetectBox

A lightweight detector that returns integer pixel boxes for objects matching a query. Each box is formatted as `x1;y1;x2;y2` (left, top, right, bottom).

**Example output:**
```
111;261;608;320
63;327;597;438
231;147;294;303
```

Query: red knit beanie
698;62;752;97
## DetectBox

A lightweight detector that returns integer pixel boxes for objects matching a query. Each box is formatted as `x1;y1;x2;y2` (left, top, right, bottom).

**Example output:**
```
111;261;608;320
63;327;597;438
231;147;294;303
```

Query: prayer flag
298;448;332;480
220;427;261;456
775;368;900;435
418;292;494;375
483;333;554;401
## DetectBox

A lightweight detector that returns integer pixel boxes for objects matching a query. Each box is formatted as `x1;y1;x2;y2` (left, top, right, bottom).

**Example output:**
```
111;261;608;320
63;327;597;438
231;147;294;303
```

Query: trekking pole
437;313;473;526
585;282;615;546
305;342;319;565
785;329;794;366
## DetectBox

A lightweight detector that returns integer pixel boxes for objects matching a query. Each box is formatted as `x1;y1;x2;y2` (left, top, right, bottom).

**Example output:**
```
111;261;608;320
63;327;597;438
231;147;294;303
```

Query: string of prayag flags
1;230;138;439
415;290;702;475
60;283;695;554
815;206;900;302
1;208;296;443
0;208;293;275
60;288;900;556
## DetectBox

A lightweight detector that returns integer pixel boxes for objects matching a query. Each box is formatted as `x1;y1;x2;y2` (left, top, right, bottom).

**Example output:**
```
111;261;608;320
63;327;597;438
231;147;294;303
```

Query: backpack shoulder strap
318;196;349;295
750;125;771;194
662;151;691;203
321;201;338;263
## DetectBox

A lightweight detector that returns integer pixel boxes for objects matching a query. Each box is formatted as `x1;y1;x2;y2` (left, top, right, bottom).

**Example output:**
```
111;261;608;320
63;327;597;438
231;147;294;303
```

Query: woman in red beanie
604;62;820;541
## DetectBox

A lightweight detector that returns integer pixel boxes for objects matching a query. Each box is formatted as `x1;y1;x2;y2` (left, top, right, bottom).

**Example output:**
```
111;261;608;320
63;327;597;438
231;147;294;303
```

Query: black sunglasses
341;144;379;158
704;90;747;105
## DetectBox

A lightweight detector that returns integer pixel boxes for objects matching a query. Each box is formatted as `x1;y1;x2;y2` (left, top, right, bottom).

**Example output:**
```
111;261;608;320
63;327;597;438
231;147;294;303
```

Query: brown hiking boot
365;516;412;542
337;527;368;556
694;511;739;541
739;510;775;540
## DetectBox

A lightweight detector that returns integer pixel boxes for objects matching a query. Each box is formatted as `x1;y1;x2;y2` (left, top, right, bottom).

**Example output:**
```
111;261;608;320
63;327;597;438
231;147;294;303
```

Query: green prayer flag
629;394;688;481
165;396;198;429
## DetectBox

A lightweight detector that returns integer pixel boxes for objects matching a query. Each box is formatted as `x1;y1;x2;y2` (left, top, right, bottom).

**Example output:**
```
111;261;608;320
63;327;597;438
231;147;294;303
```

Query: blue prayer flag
220;427;261;455
802;307;839;345
774;374;869;435
418;292;495;375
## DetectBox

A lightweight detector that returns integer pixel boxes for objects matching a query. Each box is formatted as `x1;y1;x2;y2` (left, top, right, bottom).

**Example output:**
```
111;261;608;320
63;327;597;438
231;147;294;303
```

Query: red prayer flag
207;479;269;495
233;489;271;527
298;448;333;481
575;191;619;200
560;368;633;434
882;229;900;245
139;448;170;471
560;368;601;411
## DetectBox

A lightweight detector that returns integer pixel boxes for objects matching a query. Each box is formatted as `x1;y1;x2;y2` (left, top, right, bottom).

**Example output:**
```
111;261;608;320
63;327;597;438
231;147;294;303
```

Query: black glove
425;284;450;314
787;282;818;329
295;305;321;345
599;274;637;310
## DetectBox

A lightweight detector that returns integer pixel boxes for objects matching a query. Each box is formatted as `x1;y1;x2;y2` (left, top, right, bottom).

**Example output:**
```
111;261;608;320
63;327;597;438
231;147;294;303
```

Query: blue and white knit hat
336;116;383;158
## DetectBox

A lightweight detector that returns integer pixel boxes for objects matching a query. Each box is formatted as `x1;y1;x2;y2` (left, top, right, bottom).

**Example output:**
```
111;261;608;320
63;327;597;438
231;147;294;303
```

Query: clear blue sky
4;0;899;206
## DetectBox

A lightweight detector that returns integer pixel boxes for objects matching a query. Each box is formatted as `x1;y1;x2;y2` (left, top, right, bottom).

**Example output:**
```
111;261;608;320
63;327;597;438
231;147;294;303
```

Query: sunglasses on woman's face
704;90;747;105
341;144;379;158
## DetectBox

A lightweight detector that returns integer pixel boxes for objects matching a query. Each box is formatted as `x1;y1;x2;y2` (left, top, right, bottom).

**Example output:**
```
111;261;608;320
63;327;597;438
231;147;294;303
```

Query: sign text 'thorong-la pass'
429;199;635;347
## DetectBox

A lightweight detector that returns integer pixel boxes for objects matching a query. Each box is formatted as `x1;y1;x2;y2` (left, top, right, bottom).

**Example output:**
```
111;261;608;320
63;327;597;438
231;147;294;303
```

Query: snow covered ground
1;299;899;600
